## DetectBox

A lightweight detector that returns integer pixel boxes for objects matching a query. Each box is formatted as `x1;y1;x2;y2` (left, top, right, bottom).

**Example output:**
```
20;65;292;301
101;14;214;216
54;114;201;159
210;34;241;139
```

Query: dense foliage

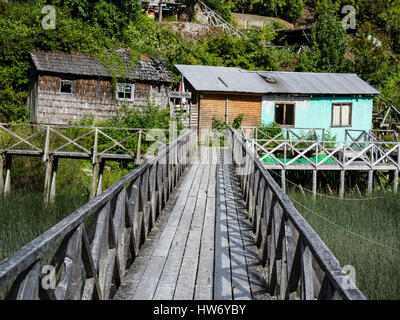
0;0;399;122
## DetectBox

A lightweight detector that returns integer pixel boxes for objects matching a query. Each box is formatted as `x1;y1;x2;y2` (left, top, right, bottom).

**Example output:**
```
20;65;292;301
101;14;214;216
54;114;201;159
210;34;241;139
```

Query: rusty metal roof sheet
31;49;172;82
175;65;380;96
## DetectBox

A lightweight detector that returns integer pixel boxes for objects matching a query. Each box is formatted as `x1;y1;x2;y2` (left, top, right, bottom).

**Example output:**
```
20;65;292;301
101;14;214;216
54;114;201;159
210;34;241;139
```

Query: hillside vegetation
1;0;399;122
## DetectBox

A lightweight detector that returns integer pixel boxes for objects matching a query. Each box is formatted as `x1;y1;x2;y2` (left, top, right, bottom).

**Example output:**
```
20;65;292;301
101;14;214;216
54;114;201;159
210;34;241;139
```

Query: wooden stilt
136;130;142;165
394;169;398;194
312;170;317;200
298;184;306;198
0;155;4;194
96;160;105;196
43;157;52;203
326;183;334;196
281;169;286;193
355;184;362;198
339;170;345;199
368;170;374;195
90;160;100;200
49;157;58;203
4;154;12;196
374;171;385;191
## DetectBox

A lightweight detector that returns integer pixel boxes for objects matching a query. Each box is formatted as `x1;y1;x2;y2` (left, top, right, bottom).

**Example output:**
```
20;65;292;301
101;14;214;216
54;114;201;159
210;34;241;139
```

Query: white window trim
60;79;73;94
116;82;135;102
331;103;352;127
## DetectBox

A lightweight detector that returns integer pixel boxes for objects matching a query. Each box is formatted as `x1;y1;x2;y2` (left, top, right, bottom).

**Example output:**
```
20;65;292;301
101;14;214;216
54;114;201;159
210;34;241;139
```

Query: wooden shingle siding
39;75;61;92
34;75;170;124
199;93;262;130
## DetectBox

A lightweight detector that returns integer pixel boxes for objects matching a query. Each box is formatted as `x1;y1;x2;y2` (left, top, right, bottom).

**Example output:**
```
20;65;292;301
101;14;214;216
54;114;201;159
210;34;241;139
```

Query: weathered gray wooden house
27;49;172;124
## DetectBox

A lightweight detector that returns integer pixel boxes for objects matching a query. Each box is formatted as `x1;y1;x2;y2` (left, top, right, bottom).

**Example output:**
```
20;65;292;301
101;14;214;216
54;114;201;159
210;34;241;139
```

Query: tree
311;4;349;72
245;0;304;21
51;0;141;37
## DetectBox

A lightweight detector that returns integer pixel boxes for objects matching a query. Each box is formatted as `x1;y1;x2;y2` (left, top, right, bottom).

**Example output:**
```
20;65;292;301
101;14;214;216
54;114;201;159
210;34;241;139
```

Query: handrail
0;129;197;300
242;128;400;169
229;127;366;300
0;123;182;161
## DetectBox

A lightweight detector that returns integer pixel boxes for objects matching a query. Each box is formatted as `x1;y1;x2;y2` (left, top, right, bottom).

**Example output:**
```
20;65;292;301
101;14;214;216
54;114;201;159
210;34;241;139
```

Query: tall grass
0;156;131;263
0;189;87;263
289;190;400;300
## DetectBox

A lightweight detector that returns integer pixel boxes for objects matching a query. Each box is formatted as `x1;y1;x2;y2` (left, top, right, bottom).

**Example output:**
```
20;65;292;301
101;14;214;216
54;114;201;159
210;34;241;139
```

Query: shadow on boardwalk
114;147;270;300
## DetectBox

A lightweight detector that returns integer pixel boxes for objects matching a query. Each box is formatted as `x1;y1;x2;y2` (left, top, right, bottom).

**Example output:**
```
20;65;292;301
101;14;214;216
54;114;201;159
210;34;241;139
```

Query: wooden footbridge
0;127;366;300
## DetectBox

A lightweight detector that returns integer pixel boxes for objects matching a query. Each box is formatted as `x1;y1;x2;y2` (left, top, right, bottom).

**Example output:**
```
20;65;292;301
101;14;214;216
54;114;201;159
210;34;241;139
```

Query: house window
275;103;295;126
60;80;73;93
332;103;352;127
116;83;134;101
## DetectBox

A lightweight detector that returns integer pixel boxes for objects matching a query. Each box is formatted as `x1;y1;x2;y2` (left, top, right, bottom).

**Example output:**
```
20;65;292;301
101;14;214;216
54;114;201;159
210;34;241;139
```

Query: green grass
0;189;87;263
289;190;400;300
0;156;132;264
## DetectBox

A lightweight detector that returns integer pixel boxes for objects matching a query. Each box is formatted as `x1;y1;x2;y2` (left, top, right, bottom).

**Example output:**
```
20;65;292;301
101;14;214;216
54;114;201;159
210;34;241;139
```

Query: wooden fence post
394;169;399;194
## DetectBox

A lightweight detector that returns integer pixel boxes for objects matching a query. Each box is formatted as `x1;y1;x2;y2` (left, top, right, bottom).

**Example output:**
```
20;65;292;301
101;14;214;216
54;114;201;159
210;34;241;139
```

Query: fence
0;129;197;300
230;128;366;300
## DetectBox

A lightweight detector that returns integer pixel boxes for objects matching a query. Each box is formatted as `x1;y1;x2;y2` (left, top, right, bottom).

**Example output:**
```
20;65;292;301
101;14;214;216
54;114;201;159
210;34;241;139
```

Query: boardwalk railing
230;128;366;300
0;129;196;300
0;123;179;161
0;123;182;200
240;127;400;170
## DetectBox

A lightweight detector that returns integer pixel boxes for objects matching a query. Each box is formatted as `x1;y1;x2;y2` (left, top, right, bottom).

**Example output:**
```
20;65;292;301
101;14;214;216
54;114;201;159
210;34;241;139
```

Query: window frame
60;79;74;94
116;82;135;102
331;102;353;127
274;102;296;127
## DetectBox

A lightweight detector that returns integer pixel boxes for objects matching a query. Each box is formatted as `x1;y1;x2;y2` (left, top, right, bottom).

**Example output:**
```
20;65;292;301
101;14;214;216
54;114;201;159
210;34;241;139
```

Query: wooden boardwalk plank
113;164;196;300
153;166;205;300
214;163;233;300
228;166;270;300
224;165;252;300
115;148;269;301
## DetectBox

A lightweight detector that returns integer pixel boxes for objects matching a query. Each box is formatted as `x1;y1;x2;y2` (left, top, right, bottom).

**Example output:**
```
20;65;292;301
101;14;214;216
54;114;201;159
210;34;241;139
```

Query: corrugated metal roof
31;50;172;82
255;71;380;96
175;65;268;93
175;65;380;96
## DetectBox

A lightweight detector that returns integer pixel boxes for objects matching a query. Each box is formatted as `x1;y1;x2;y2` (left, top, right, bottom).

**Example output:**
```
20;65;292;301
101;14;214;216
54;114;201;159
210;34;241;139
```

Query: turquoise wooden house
255;71;380;142
174;65;380;142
